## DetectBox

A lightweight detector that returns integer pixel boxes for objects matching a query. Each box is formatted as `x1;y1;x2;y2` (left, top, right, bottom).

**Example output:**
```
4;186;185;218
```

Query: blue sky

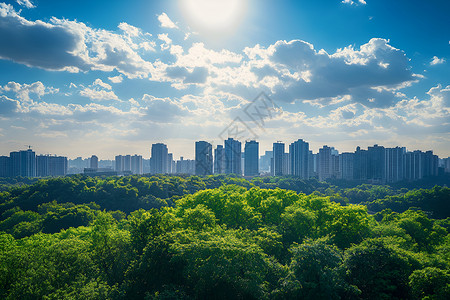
0;0;448;159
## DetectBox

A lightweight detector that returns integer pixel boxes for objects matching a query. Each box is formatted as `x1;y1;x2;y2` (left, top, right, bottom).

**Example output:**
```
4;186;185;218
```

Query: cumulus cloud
0;81;58;102
80;88;119;101
221;38;419;108
165;66;209;84
341;0;366;5
157;12;178;29
0;95;20;115
140;94;189;122
108;75;123;83
118;22;140;37
430;56;445;66
93;78;112;90
16;0;35;9
0;4;154;78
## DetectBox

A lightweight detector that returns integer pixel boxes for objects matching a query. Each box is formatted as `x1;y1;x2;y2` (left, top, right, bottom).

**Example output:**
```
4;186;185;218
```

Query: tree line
0;175;449;299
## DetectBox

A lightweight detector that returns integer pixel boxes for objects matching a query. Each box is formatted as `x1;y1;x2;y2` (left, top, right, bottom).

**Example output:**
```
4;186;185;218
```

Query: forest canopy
0;175;449;299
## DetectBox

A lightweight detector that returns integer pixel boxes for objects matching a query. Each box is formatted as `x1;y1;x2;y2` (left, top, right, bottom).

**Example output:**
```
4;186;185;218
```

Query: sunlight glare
180;0;247;36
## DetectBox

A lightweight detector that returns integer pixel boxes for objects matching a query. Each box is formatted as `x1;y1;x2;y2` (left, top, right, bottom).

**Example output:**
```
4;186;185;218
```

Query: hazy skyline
0;0;449;159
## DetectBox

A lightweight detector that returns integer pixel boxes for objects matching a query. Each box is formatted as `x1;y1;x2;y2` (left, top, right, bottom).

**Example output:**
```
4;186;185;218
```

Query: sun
179;0;247;36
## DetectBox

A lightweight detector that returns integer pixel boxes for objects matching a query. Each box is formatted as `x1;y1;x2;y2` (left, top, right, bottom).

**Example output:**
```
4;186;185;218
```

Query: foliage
0;175;449;299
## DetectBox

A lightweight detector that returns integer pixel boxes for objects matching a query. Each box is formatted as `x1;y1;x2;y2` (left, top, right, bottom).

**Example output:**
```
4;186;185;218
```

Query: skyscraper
353;146;368;181
367;145;386;182
272;142;285;176
214;145;225;174
131;155;143;175
318;145;338;181
90;155;98;169
225;138;241;175
259;151;273;173
195;141;213;175
10;149;36;177
176;157;195;174
244;140;259;176
0;156;11;177
168;153;175;174
150;143;169;174
385;147;405;183
340;152;354;180
289;139;309;179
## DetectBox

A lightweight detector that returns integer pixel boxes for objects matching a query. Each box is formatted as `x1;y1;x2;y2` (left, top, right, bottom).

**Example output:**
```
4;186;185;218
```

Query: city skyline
0;1;449;158
1;138;446;183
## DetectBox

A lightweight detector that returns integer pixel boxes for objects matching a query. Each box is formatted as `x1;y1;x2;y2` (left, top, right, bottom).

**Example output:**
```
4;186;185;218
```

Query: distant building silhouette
0;156;11;177
367;145;385;182
272;142;285;176
36;155;68;177
289;139;309;179
225;138;241;175
318;145;339;181
10;149;36;177
385;147;406;183
244;140;259;176
214;145;225;174
90;155;98;169
259;151;273;173
176;156;195;174
195;141;213;175
150;143;169;174
340;152;354;180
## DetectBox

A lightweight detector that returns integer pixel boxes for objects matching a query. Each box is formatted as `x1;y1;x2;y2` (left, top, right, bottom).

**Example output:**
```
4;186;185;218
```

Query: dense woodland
0;174;449;299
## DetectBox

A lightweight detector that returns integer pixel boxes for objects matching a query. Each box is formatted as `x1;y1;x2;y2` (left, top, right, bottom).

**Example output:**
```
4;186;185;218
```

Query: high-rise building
289;139;309;179
115;155;131;172
259;151;273;173
10;149;36;177
176;157;195;174
168;153;175;174
225;138;242;175
0;156;11;177
131;155;143;175
36;155;50;177
195;141;213;175
423;150;439;177
318;145;338;181
340;152;354;180
353;146;368;181
308;151;316;178
443;157;450;173
115;155;124;172
150;143;169;174
214;145;225;174
36;155;68;177
367;145;385;182
244;140;259;176
385;147;406;183
272;142;285;176
90;155;98;169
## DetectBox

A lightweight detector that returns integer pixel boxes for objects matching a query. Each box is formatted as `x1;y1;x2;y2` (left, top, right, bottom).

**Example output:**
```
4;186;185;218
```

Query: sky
0;0;449;159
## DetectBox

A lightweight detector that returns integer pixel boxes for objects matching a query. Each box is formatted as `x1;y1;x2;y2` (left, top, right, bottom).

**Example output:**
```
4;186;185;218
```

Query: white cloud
341;0;366;5
0;4;154;78
157;12;178;29
118;22;140;37
16;0;35;9
93;78;112;90
140;94;189;122
430;56;445;66
80;88;119;101
1;81;58;102
108;75;123;83
158;33;172;50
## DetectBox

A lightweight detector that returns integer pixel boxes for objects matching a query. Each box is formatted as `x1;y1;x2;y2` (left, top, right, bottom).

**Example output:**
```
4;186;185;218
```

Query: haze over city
0;0;449;159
